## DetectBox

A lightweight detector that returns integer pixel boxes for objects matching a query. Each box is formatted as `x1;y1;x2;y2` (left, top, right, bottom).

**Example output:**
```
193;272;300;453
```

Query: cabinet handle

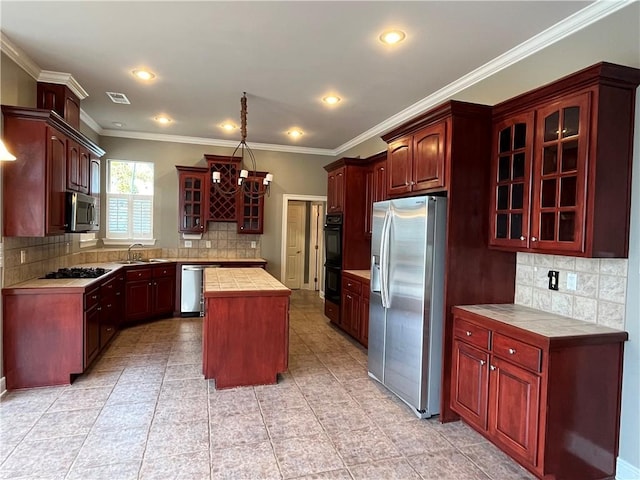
116;292;121;296
465;331;472;336
508;348;516;355
347;283;352;287
106;327;113;332
520;235;526;241
107;304;112;308
490;365;496;371
380;168;384;171
479;360;486;366
97;307;102;311
92;295;97;300
138;273;142;277
531;236;538;242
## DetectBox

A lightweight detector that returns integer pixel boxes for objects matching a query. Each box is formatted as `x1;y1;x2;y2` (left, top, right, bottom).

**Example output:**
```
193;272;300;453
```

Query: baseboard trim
617;457;640;480
0;376;6;397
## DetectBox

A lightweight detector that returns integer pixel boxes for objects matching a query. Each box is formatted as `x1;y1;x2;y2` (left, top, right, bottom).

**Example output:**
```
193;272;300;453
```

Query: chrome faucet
127;243;144;262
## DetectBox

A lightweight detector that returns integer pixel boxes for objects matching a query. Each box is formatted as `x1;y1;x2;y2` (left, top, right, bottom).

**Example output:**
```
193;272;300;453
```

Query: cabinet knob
520;235;526;241
148;282;152;286
405;182;409;186
465;331;472;336
479;360;486;366
106;328;113;332
508;348;517;355
531;236;538;242
490;365;496;371
92;295;97;300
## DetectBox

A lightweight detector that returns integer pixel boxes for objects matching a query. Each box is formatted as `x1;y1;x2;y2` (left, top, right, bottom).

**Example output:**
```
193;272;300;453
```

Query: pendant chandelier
211;92;273;197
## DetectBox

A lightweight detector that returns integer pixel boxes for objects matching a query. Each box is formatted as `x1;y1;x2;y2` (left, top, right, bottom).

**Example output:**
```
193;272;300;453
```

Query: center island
202;267;291;388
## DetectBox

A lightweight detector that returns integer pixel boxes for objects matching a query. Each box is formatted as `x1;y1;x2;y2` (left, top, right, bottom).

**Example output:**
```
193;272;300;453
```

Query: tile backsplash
2;222;262;287
515;252;628;330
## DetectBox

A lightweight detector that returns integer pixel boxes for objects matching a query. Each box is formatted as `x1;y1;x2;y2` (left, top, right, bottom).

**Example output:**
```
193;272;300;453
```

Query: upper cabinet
237;172;266;234
489;62;640;257
37;82;81;130
364;152;387;238
384;121;446;197
1;106;104;237
327;165;345;213
176;166;209;233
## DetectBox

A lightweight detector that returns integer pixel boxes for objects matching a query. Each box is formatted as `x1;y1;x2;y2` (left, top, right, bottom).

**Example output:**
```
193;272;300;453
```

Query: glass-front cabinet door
176;166;209;233
237;173;265;234
489;113;534;248
530;93;590;253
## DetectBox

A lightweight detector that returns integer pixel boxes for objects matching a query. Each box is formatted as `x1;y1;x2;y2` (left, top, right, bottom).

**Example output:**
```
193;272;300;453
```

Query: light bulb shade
240;169;249;179
237;178;243;186
263;178;269;185
265;173;274;182
0;140;16;161
212;171;221;183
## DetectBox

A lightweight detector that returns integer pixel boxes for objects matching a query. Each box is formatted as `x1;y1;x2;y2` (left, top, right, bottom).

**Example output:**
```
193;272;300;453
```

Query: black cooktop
42;267;111;279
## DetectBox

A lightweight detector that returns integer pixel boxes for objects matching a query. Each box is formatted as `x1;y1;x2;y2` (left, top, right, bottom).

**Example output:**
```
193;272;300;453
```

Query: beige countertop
456;304;626;338
344;270;370;281
204;268;290;296
3;258;267;290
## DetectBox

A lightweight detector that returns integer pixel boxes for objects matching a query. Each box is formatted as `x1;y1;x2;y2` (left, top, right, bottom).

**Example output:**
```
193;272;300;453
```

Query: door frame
281;194;327;292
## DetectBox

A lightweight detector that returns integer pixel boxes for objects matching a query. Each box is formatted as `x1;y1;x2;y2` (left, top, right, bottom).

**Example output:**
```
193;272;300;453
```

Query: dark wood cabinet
176;166;209;233
99;273;124;348
37;81;81;129
451;305;628;480
125;264;176;322
65;140;90;194
1;106;105;237
125;267;153;321
489;62;640;257
327;165;345;213
84;287;101;367
237;172;266;234
339;271;369;347
364;152;387;238
386;121;446;197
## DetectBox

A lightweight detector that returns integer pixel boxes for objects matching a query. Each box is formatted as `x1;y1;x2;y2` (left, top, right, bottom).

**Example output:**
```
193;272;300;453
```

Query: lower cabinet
99;272;124;348
125;264;176;322
450;306;628;480
338;271;369;347
84;286;101;367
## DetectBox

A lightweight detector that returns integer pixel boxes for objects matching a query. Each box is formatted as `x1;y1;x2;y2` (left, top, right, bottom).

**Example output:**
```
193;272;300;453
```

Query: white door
285;201;306;289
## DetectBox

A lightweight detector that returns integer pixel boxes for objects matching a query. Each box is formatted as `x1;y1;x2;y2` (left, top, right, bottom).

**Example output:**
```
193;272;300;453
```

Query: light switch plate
206;240;212;248
567;272;577;291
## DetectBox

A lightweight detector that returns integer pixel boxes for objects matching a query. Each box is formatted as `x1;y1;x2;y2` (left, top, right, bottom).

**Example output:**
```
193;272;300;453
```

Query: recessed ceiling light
287;129;304;138
154;115;172;124
132;69;156;81
220;122;237;131
112;122;125;128
379;30;406;45
322;95;341;105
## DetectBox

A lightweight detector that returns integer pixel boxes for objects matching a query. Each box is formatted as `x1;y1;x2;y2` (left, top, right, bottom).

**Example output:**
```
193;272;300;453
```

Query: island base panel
203;295;289;389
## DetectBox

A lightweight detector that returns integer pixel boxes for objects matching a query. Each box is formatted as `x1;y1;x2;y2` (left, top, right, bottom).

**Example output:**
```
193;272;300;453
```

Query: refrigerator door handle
380;208;392;309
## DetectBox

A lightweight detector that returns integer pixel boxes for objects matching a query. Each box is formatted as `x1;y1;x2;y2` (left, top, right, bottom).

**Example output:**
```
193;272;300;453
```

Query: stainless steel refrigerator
368;195;447;418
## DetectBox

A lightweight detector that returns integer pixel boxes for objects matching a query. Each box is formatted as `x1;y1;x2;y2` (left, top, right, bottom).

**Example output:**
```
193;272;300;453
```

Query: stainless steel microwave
66;192;99;232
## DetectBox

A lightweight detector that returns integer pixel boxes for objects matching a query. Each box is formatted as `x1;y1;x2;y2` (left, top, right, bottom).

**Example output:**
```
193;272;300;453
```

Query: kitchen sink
115;258;171;265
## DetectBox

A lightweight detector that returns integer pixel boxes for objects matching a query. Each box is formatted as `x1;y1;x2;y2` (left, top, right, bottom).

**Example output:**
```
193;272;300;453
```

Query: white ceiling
1;1;638;155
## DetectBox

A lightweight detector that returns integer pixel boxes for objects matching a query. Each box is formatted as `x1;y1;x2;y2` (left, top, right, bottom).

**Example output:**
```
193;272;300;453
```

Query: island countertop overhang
203;267;291;298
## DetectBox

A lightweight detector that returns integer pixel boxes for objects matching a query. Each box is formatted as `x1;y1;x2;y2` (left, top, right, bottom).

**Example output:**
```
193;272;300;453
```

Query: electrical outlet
251;241;257;249
20;250;26;264
548;270;559;291
567;272;577;291
65;242;70;254
206;240;212;248
185;240;192;248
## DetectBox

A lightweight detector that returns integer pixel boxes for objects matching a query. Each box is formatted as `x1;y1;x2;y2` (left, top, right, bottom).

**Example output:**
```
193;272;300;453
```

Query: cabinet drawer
85;287;100;311
153;265;176;278
454;317;491;350
126;268;153;281
343;277;362;294
100;275;120;294
324;301;339;323
493;333;542;373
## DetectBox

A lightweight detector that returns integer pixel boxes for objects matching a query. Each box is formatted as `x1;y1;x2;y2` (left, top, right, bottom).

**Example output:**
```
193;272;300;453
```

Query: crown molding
79;109;103;134
0;32;41;80
38;70;89;99
100;129;335;156
334;0;633;155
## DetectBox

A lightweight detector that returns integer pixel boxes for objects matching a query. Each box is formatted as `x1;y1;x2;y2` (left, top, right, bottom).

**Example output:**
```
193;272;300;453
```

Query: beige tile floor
0;290;536;480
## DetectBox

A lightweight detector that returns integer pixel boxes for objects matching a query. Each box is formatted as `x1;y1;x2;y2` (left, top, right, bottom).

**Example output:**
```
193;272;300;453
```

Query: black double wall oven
324;213;342;304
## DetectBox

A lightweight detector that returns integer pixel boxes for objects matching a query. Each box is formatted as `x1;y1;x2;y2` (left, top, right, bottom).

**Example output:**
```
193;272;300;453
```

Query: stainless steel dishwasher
181;265;218;316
